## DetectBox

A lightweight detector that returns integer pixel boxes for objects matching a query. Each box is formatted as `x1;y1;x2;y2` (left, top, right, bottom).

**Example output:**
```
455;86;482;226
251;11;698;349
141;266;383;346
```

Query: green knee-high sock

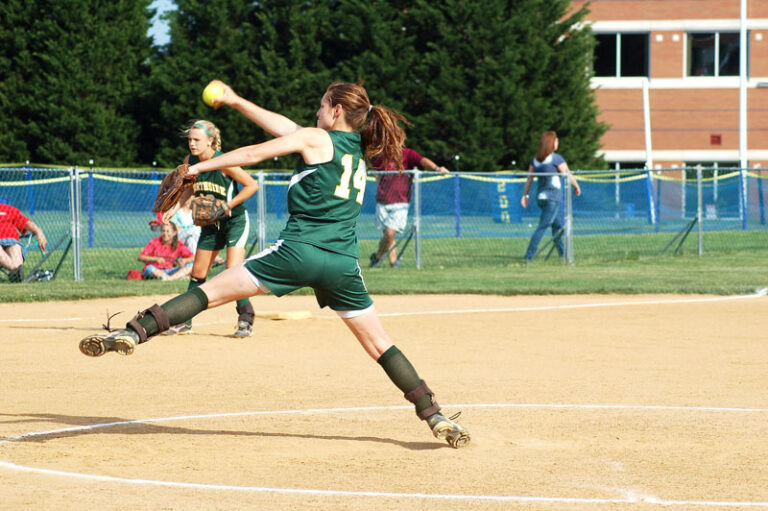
236;297;250;308
377;345;435;416
188;276;205;291
137;287;209;336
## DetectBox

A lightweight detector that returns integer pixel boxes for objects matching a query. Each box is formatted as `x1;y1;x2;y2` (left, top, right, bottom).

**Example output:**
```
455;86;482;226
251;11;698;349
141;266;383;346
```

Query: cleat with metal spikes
427;412;471;448
79;329;140;357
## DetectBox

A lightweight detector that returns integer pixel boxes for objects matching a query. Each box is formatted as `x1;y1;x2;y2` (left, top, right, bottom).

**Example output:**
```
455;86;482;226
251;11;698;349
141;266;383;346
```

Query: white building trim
592;77;768;89
599;149;768;162
589;19;768;32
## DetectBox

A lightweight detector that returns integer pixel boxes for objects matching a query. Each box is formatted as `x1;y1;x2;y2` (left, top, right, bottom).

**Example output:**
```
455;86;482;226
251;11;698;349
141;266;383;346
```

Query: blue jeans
143;264;191;279
525;198;564;260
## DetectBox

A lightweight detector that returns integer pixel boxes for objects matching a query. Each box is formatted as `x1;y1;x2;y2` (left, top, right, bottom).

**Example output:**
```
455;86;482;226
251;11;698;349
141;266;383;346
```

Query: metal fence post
740;167;748;230
681;168;686;218
697;165;703;256
454;173;461;237
614;163;620;219
757;166;766;225
75;165;82;281
453;154;461;238
69;166;82;281
655;173;662;232
257;171;266;253
565;171;573;264
645;170;656;226
26;160;35;215
68;166;75;281
87;159;95;248
414;168;421;269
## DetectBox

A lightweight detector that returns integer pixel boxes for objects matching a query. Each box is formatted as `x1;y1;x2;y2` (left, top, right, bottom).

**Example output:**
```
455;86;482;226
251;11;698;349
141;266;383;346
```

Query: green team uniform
190;152;250;250
244;130;372;311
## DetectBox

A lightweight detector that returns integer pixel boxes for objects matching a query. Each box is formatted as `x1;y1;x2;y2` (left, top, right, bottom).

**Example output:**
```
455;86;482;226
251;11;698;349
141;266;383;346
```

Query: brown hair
184;120;222;152
535;131;558;162
324;82;409;170
163;221;180;250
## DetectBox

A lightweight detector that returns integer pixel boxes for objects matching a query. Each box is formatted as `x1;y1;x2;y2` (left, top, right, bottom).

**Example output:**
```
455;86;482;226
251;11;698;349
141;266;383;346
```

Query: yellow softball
202;82;225;107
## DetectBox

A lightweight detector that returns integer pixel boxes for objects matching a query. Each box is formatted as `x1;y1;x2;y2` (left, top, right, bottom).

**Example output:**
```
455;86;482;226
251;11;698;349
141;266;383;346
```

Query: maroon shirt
373;147;424;204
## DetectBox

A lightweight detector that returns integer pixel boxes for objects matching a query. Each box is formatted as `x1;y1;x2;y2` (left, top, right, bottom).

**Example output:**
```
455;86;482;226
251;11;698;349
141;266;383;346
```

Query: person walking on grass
521;130;581;261
78;80;470;448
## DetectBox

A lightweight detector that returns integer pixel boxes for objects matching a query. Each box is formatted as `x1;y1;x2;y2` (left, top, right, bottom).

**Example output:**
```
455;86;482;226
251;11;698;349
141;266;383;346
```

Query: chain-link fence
1;164;766;281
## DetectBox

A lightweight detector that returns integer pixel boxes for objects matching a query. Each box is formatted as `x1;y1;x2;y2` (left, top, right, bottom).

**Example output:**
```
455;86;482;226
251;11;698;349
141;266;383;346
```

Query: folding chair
532;227;565;262
22;232;72;282
0;232;72;283
370;225;416;268
658;216;698;256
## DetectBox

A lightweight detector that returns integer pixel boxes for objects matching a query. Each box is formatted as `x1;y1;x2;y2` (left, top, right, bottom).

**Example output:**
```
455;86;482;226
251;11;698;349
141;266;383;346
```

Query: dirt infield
1;293;767;510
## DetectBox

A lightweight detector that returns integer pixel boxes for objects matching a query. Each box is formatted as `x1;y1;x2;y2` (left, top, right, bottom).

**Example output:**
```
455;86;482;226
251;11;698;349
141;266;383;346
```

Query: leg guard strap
404;380;442;420
236;303;255;324
126;304;169;344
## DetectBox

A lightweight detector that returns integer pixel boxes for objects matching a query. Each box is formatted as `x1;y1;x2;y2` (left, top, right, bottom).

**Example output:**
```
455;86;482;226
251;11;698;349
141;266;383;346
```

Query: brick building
571;0;768;169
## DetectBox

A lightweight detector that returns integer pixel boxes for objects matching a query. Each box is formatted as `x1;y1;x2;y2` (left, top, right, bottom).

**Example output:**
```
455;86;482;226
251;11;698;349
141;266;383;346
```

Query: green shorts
197;213;250;251
244;239;373;312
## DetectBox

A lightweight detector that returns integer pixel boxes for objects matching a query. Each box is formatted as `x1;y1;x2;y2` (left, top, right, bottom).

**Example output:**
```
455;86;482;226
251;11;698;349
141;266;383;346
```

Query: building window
609;162;648;171
594;33;649;77
687;32;741;77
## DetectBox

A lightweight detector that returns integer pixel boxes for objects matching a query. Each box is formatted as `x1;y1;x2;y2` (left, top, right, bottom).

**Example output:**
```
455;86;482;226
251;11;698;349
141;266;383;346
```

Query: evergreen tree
400;0;606;171
145;0;340;168
1;0;606;169
334;1;422;123
0;0;153;166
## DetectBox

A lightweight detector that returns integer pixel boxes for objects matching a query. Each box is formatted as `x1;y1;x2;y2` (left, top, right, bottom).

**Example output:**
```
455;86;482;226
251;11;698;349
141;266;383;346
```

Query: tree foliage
145;0;339;167
0;0;152;166
1;0;606;170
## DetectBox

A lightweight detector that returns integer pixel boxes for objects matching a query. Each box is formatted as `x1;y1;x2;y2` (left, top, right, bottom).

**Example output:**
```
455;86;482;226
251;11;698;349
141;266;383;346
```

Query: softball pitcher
79;80;470;448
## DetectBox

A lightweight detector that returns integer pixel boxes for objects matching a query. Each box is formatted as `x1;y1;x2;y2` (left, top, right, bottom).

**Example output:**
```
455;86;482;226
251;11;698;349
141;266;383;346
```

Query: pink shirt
140;237;193;271
373;147;424;204
0;204;29;240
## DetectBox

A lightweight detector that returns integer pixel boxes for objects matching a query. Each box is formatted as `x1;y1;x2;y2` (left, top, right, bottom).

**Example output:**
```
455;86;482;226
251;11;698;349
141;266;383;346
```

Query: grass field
2;230;765;302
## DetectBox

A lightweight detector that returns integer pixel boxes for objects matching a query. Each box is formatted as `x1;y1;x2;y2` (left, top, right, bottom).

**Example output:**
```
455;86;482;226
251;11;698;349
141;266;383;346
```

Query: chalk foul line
375;287;768;318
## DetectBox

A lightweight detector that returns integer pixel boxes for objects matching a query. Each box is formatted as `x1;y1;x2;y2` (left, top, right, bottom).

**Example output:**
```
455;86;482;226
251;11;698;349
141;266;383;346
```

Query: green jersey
279;130;367;258
190;151;246;217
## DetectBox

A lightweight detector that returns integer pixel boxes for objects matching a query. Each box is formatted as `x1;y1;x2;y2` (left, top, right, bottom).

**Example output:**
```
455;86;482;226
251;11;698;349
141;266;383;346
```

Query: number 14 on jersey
334;154;367;204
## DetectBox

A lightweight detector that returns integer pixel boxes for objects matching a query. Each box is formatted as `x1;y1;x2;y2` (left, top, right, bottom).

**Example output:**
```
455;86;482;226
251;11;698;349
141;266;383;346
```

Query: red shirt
140;237;193;271
0;204;30;240
373;147;424;204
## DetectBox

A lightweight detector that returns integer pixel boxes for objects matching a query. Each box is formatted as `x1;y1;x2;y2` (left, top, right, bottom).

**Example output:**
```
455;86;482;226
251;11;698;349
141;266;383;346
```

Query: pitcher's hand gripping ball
153;164;197;215
202;82;225;107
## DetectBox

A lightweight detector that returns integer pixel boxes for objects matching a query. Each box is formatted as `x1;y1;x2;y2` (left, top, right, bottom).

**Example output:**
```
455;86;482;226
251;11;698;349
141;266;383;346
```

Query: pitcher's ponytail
324;82;409;170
